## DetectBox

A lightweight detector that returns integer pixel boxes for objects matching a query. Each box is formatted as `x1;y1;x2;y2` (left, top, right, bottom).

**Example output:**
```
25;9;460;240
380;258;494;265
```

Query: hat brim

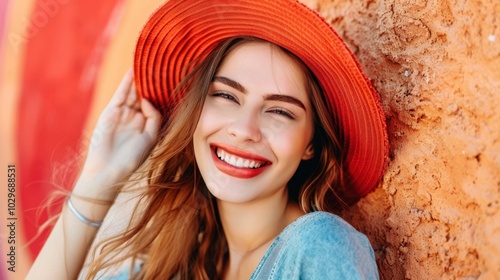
134;0;389;201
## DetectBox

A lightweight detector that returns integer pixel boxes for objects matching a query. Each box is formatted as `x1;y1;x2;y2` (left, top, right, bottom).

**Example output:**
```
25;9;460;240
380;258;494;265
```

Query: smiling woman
194;41;315;204
26;0;388;279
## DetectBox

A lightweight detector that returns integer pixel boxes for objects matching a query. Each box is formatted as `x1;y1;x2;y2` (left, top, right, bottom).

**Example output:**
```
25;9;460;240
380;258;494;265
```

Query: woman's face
193;41;314;204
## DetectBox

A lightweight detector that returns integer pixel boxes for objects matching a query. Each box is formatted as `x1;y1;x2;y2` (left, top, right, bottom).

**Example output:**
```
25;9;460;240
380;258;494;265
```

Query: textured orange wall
302;0;499;279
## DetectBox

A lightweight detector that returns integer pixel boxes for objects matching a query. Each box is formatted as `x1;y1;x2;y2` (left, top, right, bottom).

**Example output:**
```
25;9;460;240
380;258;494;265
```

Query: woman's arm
26;70;161;280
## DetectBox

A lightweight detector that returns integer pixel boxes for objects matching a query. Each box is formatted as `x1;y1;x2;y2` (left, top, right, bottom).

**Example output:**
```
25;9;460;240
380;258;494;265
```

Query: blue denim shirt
103;211;378;279
249;211;379;279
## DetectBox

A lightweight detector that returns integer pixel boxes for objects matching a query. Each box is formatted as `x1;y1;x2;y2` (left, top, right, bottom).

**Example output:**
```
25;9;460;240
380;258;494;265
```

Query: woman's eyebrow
213;76;247;93
213;75;306;111
264;94;306;110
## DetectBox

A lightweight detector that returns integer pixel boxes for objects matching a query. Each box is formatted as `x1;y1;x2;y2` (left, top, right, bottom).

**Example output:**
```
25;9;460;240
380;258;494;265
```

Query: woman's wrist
72;169;123;202
66;193;114;227
68;173;121;226
66;198;103;228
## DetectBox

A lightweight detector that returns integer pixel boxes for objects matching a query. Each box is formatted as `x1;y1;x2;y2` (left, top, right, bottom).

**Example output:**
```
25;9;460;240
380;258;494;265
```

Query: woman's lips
216;148;266;168
210;145;271;179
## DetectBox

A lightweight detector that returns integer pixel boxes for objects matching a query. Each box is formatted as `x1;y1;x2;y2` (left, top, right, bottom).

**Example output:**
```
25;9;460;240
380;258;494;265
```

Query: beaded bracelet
66;197;103;228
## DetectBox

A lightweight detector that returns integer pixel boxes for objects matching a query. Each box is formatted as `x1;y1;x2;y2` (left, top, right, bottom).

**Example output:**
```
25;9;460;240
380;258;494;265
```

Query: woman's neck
217;190;304;278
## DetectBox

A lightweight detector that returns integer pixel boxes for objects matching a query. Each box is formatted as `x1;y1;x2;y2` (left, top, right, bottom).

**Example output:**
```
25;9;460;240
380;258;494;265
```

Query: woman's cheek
263;116;291;136
199;104;232;131
269;122;311;154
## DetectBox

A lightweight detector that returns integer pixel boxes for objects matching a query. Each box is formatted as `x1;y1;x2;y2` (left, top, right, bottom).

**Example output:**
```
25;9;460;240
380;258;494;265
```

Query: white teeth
215;148;264;169
229;155;237;166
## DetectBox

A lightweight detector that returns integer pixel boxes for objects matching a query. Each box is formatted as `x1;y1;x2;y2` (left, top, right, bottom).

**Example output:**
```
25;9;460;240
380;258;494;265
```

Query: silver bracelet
66;197;103;228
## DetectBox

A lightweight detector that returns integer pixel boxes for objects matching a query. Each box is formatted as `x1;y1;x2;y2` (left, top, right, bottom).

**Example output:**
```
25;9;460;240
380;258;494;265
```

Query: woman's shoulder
250;211;379;280
288;211;359;233
278;211;375;259
285;211;370;246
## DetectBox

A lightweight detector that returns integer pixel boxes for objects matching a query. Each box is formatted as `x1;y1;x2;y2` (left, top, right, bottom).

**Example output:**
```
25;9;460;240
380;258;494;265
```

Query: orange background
0;0;164;278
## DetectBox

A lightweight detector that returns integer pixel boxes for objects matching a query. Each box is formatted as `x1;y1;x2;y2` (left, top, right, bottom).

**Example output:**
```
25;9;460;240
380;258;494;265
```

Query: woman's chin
205;182;255;204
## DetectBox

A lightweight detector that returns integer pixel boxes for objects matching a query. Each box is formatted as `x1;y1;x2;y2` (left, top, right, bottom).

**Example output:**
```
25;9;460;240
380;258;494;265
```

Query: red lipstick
210;144;271;179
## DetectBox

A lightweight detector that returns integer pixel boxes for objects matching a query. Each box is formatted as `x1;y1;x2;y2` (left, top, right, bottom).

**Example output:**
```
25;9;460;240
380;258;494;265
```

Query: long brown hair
86;37;347;279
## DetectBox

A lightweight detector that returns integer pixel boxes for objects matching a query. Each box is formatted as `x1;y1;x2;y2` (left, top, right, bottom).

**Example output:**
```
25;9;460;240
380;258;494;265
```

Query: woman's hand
27;70;161;280
74;70;161;200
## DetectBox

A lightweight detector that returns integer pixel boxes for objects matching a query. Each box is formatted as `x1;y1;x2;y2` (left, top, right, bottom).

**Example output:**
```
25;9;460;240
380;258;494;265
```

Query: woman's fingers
78;71;161;196
125;82;139;108
109;69;134;106
112;74;142;126
141;98;161;139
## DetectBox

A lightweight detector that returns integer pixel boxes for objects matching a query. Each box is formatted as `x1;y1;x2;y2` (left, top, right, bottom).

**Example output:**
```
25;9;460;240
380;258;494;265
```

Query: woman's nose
226;111;262;143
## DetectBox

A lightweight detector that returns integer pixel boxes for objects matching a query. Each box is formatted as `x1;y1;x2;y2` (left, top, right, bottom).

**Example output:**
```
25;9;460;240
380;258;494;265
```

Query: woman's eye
212;92;239;103
269;109;295;120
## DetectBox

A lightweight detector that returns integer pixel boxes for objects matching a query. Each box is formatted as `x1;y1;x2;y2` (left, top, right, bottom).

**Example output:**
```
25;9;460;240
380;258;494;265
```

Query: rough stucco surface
301;0;500;279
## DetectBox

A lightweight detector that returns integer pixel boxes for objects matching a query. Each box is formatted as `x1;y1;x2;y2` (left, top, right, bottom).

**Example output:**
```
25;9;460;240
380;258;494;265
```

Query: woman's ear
302;144;314;160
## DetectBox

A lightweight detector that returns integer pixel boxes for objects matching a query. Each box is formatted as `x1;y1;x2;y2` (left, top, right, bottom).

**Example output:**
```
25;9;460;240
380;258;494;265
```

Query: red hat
134;0;389;201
